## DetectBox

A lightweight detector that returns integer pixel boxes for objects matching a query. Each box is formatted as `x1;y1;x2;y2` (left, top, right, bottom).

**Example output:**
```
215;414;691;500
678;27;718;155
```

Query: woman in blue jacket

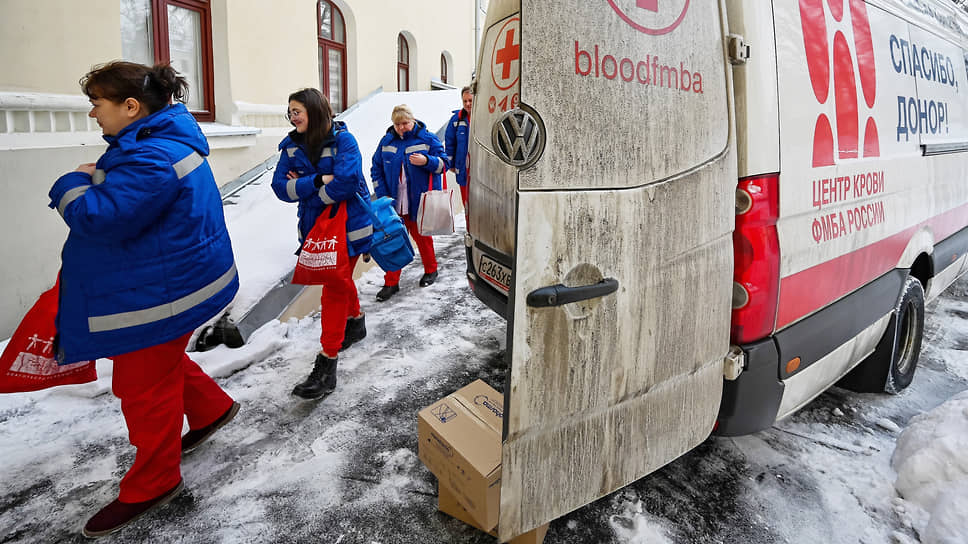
370;104;448;301
271;88;373;400
48;61;240;537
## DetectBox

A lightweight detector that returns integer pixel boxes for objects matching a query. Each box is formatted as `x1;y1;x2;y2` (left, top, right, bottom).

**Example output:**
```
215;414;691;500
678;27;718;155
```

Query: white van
464;0;968;540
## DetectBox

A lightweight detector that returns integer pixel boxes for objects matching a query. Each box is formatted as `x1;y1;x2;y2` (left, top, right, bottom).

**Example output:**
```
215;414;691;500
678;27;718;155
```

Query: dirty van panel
496;1;735;540
470;5;524;261
519;0;729;191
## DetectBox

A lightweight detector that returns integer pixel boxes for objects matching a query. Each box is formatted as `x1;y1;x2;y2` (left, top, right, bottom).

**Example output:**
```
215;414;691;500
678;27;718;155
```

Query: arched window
318;1;347;112
397;33;410;91
120;0;215;121
440;53;448;84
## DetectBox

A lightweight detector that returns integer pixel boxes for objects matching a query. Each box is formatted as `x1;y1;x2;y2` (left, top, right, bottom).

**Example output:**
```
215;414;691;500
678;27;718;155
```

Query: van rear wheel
837;275;924;394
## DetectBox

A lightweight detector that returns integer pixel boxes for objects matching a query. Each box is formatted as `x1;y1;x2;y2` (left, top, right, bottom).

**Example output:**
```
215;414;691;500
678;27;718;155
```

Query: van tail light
731;173;780;344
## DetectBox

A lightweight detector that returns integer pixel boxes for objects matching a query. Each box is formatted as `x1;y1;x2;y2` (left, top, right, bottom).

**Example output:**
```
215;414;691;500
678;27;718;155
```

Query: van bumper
714;337;784;437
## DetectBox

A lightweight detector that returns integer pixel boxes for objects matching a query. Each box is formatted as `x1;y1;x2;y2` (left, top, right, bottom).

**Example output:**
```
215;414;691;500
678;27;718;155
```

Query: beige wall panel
208;131;287;184
0;0;120;93
222;0;319;108
0;146;104;338
349;0;476;95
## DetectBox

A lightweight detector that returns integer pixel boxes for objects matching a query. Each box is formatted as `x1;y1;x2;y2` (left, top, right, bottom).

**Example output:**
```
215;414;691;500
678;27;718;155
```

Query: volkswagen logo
492;105;545;168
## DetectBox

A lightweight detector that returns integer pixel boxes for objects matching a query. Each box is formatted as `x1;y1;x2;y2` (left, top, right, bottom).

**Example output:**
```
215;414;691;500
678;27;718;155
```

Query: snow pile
608;494;675;544
221;180;297;320
892;390;968;544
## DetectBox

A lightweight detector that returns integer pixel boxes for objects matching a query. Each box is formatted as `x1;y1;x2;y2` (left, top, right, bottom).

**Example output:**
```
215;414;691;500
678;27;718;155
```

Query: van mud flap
715;337;784;436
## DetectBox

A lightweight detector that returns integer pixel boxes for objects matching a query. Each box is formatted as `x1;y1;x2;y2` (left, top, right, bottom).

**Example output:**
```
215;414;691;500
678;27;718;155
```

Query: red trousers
110;333;233;503
319;255;361;356
383;216;437;286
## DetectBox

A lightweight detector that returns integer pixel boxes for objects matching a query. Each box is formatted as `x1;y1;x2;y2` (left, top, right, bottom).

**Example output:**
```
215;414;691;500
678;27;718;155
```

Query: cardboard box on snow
418;379;504;531
438;484;549;544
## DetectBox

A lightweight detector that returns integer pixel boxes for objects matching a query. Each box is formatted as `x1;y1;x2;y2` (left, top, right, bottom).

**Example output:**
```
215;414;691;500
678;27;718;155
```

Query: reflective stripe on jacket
370;119;448;215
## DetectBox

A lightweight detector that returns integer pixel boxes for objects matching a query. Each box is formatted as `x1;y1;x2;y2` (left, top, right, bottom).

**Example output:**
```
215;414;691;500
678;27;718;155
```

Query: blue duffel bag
358;194;414;271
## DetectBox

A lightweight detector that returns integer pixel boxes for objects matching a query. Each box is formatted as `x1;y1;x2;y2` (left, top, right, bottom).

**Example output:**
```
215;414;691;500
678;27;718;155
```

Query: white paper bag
416;173;457;236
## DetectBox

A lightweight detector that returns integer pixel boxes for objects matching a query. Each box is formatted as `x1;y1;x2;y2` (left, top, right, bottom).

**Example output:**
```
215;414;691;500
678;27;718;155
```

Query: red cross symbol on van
491;17;521;91
496;29;519;80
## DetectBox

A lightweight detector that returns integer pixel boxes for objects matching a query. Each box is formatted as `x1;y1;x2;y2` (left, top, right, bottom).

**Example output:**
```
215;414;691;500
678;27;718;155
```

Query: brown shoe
181;401;240;454
82;480;184;538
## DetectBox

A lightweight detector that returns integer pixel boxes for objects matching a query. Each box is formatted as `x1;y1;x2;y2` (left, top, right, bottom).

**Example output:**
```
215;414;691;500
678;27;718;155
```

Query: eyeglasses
286;109;304;121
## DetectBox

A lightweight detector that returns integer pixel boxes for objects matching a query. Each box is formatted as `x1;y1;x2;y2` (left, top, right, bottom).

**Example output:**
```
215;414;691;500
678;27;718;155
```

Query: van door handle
526;278;619;308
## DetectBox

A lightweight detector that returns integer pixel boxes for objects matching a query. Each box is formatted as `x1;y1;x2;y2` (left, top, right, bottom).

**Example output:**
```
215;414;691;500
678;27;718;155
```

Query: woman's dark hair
80;61;189;115
288;88;334;163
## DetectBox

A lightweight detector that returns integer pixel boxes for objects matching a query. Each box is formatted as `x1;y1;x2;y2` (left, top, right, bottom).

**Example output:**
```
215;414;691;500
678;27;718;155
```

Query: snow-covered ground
2;198;968;542
2;88;967;542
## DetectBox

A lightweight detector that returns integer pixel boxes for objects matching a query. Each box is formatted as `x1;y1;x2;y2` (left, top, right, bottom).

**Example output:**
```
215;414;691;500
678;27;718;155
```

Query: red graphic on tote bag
1;280;96;393
292;202;351;286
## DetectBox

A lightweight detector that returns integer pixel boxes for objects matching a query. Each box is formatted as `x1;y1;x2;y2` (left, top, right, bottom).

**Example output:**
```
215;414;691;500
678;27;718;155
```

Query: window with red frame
318;1;347;113
398;34;410;91
121;0;215;121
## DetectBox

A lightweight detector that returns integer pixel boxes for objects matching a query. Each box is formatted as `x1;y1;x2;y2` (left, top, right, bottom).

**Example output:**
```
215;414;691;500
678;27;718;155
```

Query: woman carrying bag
370;104;448;301
48;61;240;537
271;88;373;400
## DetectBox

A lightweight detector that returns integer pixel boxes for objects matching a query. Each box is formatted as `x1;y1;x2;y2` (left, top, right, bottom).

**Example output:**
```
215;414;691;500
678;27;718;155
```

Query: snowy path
2;224;968;543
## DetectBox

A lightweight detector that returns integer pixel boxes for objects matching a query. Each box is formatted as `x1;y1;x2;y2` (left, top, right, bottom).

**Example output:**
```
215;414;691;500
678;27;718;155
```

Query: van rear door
479;1;737;539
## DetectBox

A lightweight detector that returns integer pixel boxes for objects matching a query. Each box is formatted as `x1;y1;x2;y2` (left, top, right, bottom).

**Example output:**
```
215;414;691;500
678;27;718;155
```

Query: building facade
0;0;481;339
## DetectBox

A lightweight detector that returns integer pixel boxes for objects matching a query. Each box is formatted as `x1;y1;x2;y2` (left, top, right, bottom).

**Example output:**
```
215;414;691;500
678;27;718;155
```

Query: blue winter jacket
48;103;239;363
444;109;470;187
370;120;448;216
271;121;373;256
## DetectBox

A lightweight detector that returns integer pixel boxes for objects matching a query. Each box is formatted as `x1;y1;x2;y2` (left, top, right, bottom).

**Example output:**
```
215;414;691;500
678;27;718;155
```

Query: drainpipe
474;0;483;68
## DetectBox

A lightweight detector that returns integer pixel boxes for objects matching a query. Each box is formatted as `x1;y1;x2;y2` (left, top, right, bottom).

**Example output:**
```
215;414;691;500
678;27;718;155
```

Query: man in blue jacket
445;86;473;215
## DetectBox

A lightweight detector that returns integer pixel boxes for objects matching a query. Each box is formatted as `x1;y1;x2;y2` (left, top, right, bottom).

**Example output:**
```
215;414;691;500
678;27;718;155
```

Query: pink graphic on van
833;31;860;159
799;0;879;166
607;0;689;35
828;0;844;21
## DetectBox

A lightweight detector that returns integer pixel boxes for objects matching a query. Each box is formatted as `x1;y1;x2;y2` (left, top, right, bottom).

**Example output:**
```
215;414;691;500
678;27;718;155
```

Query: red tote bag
292;202;351;285
1;279;97;393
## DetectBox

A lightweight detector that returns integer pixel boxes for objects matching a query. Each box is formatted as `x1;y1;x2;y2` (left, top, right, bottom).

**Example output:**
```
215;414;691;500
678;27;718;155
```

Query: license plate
479;254;511;294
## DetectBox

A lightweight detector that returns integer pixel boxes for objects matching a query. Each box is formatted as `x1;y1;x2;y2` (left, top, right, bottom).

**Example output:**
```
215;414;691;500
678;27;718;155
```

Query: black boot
340;314;366;351
376;284;399;301
292;354;337;400
419;271;439;287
